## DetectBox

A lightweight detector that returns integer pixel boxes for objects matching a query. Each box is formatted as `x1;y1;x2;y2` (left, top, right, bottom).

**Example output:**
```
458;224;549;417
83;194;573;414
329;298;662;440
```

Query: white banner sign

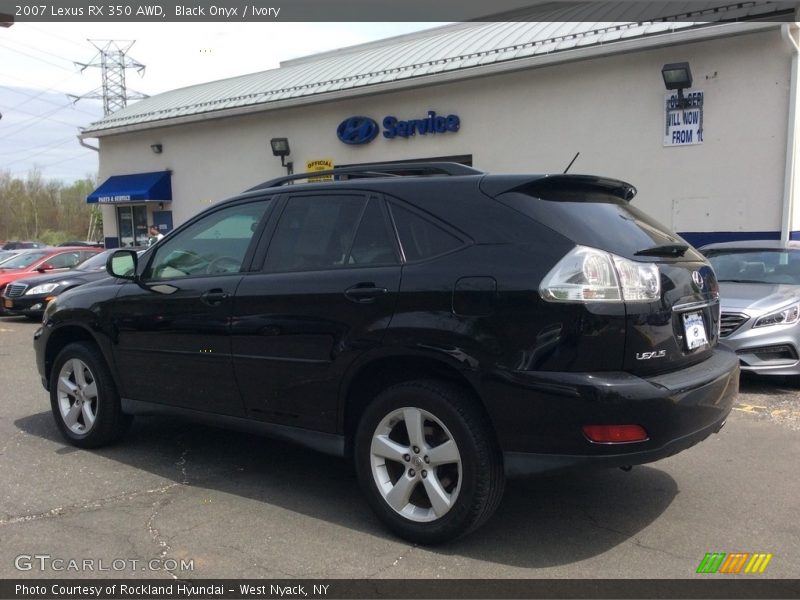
664;90;704;147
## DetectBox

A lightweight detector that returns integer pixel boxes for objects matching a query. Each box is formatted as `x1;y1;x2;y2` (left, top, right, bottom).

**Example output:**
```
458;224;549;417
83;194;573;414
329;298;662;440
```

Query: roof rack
247;162;483;191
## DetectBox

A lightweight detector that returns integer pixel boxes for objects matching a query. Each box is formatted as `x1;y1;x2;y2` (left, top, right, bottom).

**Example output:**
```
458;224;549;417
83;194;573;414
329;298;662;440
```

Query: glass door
117;205;150;247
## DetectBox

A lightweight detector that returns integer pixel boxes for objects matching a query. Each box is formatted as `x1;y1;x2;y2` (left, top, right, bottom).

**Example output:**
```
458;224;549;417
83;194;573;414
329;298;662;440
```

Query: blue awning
86;171;172;204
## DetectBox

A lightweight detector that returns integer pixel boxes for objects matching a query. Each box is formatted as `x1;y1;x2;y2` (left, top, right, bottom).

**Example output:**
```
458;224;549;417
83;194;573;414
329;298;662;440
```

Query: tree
0;169;98;243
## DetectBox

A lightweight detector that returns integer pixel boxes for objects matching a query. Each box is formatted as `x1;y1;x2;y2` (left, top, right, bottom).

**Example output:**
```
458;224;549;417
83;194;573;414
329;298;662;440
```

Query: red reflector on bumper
582;424;649;443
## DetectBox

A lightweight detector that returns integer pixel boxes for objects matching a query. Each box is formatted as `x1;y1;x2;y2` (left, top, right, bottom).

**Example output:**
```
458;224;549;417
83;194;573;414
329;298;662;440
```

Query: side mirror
37;263;54;272
107;249;138;280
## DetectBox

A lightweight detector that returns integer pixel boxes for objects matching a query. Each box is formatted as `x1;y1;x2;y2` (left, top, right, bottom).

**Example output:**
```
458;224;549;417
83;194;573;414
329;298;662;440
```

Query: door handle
344;282;388;303
201;289;229;306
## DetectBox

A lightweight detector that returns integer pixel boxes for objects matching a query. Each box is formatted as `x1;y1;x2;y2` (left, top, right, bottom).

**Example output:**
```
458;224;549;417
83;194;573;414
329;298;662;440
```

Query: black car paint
34;172;738;474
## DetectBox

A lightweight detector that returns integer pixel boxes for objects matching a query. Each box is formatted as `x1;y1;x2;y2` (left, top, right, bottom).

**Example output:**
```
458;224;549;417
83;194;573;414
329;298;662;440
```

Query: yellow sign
306;159;334;182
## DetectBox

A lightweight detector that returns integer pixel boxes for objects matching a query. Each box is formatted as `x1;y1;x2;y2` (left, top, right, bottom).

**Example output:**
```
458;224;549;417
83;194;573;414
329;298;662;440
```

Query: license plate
3;298;12;309
683;311;708;350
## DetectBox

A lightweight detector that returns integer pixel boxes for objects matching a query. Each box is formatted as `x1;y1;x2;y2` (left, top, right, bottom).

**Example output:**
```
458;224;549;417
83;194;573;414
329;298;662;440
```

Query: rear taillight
582;425;649;444
540;245;660;303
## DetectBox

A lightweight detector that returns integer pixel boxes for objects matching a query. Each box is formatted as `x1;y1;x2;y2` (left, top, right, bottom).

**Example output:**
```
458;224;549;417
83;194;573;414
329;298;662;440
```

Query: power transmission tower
71;40;148;116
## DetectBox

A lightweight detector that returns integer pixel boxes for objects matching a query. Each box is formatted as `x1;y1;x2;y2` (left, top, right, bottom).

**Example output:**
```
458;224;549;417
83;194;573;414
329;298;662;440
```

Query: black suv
34;163;738;544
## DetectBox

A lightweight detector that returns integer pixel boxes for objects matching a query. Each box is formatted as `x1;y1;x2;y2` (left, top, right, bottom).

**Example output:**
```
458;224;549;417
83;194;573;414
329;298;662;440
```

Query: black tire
24;314;42;321
354;379;504;544
49;341;132;448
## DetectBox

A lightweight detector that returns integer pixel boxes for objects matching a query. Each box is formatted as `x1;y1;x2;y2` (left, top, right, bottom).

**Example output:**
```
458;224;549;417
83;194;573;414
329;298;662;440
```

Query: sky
0;22;441;182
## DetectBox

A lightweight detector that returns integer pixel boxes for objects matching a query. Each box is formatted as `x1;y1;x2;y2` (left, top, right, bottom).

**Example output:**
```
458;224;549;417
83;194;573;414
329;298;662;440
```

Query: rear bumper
504;409;728;476
481;347;739;476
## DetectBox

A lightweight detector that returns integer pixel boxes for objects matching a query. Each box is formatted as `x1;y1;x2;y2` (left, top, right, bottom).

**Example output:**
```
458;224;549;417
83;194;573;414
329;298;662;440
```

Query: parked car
0;247;103;297
701;239;800;376
1;249;118;319
1;241;48;250
34;163;738;544
0;249;24;265
58;241;104;248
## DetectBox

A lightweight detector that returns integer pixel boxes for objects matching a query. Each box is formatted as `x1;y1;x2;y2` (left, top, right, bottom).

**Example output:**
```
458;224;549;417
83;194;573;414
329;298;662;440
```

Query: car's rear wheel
50;342;132;448
355;379;504;544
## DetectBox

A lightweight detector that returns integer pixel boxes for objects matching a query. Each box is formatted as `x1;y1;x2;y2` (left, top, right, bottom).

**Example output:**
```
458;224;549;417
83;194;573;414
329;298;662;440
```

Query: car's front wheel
50;342;132;448
355;380;504;544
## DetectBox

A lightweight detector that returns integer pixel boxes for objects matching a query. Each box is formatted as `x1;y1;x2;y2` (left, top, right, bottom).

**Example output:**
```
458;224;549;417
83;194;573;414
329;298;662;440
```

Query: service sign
97;195;132;203
337;110;460;145
306;159;334;182
664;90;704;146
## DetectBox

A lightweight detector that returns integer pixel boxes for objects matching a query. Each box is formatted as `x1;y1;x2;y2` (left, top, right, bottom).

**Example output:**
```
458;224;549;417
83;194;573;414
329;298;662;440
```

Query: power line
0;103;80;139
8;151;95;176
25;24;93;51
0;36;79;67
1;83;101;117
0;40;79;72
0;136;77;156
1;89;101;124
3;138;79;167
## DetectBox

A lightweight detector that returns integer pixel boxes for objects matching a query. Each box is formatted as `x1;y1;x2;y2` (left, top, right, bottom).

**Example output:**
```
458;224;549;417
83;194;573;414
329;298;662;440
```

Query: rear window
76;251;113;271
496;187;704;261
0;251;49;269
704;248;800;284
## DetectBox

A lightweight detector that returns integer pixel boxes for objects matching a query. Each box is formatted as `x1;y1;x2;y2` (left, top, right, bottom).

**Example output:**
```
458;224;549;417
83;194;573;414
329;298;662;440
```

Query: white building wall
97;28;793;245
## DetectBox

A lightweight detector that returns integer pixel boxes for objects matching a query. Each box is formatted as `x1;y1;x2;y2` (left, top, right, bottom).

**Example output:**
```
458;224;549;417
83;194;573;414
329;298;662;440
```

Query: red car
0;247;103;297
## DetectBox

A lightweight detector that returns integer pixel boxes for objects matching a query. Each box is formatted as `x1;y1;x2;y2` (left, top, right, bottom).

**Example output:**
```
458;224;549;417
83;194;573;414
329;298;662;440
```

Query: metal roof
81;4;785;136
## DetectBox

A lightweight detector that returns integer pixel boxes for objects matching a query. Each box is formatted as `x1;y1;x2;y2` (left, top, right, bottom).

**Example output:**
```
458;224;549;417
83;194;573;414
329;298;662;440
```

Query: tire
49;341;132;448
354;379;504;544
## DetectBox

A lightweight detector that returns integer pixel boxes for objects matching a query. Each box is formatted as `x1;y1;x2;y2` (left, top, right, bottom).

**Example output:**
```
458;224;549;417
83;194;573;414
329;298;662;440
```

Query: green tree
0;169;98;243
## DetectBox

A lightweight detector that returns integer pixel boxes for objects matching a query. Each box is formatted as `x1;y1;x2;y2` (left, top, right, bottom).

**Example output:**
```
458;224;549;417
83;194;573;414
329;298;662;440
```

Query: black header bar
1;0;798;23
2;579;800;600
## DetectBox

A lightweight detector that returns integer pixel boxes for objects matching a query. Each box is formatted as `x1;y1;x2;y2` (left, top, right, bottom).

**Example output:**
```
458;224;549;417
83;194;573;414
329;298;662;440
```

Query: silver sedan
701;240;800;376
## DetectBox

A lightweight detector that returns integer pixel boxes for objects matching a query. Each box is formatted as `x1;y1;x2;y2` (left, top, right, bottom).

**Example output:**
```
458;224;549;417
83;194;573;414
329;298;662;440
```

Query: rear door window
347;200;399;266
264;194;367;272
388;203;462;261
47;252;82;269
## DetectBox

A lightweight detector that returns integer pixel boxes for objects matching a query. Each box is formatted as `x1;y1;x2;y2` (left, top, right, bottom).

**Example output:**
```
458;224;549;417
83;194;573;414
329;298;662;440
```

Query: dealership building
82;7;800;249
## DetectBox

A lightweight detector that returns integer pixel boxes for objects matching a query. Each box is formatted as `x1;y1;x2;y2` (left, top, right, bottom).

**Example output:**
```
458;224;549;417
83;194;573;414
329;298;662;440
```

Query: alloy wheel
369;406;462;522
56;358;98;435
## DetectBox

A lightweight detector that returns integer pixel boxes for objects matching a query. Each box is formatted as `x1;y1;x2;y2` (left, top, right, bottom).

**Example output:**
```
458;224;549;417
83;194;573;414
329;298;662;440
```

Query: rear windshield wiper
718;279;768;284
634;243;689;258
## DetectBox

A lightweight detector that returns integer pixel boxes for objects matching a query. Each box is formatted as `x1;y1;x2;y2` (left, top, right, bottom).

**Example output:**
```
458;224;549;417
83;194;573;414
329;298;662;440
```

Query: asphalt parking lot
1;316;798;580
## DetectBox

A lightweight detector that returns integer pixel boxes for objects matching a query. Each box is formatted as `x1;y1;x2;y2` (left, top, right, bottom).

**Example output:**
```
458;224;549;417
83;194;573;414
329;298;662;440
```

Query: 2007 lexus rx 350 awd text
33;163;739;544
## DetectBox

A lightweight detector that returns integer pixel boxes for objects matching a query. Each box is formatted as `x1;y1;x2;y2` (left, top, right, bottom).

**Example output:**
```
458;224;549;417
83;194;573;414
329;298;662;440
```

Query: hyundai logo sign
337;111;460;145
337;116;379;145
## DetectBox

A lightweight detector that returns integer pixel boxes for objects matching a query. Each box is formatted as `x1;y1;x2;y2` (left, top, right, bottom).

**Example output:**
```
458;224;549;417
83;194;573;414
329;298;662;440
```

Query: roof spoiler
483;174;637;202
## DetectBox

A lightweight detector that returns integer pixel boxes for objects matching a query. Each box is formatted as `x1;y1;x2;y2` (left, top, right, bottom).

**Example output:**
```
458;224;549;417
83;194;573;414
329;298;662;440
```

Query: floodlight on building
270;137;293;175
662;62;693;107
